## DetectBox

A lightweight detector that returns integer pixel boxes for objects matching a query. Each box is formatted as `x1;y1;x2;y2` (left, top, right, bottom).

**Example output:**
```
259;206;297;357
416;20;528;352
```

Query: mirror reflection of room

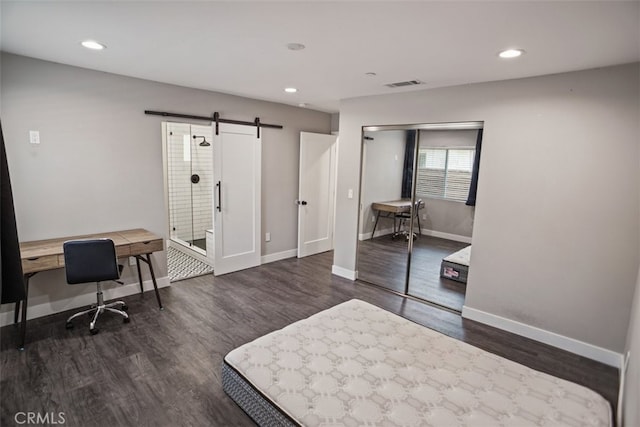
357;124;482;312
358;130;410;293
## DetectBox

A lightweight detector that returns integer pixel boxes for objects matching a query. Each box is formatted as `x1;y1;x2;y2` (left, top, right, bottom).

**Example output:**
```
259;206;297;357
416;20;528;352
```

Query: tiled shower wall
190;123;214;241
167;123;213;244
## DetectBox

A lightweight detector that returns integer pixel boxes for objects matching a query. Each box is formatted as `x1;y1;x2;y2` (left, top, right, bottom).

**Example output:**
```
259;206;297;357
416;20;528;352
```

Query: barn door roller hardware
144;110;282;138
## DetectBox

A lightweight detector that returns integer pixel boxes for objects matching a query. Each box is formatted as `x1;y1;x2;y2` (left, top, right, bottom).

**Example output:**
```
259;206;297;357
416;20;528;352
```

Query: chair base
392;230;418;241
393;214;420;241
66;293;129;334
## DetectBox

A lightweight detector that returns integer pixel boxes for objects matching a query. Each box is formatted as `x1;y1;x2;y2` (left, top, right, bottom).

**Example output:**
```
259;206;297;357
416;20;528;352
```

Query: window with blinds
416;148;475;202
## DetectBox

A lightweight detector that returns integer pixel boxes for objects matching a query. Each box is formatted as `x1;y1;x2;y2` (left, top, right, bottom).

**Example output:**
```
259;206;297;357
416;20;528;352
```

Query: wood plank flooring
358;235;469;311
1;251;618;426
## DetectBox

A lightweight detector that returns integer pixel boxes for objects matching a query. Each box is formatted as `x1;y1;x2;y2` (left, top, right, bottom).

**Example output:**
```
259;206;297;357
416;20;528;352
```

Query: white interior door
297;132;337;258
213;123;261;275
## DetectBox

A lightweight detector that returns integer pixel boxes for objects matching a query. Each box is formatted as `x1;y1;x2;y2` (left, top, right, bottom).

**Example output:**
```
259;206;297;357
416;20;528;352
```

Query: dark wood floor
1;251;618;426
358;235;469;311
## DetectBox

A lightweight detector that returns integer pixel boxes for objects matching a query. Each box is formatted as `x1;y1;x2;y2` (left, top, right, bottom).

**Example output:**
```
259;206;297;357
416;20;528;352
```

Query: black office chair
393;199;423;240
63;239;129;335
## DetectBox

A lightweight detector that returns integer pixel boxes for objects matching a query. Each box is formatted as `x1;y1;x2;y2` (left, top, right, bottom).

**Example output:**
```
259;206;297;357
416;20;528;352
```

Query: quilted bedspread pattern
225;299;611;426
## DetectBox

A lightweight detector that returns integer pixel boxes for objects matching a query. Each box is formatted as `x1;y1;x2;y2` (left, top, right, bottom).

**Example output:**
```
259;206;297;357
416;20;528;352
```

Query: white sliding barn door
297;132;337;258
213;123;261;275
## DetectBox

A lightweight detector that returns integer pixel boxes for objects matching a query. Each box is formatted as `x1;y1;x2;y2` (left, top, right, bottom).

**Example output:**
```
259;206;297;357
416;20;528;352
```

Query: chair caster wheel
65;322;74;330
90;328;99;335
121;304;128;312
123;317;131;324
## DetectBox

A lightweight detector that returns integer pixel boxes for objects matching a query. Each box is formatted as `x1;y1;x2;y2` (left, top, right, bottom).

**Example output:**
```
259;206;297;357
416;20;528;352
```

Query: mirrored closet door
357;129;411;293
357;122;482;312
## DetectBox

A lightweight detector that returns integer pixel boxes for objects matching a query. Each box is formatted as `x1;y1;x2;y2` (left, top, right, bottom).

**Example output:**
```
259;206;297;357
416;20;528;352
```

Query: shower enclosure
165;122;213;256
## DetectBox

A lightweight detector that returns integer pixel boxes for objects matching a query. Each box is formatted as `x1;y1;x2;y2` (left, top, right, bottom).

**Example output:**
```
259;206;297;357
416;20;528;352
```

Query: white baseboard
359;227;394;241
0;277;170;327
332;265;357;280
360;227;472;244
261;249;297;264
420;229;472;244
462;305;622;368
617;351;630;427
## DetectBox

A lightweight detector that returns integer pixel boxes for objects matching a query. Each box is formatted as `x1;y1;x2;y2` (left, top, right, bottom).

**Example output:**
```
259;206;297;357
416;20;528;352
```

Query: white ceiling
1;1;638;113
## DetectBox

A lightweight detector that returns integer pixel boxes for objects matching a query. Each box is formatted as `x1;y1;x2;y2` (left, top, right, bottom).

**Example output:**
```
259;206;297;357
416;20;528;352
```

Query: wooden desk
371;200;414;214
15;229;164;349
370;199;424;239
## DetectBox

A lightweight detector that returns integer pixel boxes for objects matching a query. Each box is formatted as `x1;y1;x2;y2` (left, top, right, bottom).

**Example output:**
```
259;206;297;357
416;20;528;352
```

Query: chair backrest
63;239;120;284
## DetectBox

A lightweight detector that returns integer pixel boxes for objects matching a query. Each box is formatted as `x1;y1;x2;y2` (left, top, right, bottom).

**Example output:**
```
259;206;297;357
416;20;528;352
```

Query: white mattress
443;245;471;267
224;299;611;427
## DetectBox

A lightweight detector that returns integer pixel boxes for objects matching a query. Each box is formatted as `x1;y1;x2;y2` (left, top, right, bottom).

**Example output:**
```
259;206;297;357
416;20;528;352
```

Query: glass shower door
166;123;194;248
188;124;213;253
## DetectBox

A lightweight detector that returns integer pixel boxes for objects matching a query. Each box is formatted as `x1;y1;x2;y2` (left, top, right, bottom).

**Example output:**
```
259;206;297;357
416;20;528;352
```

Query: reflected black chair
393;199;423;240
63;238;129;335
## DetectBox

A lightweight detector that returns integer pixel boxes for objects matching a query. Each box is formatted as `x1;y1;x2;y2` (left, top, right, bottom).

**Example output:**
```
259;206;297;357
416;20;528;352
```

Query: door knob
295;200;308;206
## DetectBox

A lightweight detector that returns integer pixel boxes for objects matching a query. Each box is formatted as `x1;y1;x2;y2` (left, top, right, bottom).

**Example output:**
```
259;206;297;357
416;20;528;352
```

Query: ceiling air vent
385;80;424;88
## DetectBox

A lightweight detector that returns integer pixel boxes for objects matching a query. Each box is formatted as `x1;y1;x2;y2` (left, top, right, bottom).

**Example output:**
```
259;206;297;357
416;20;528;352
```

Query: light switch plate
29;130;40;144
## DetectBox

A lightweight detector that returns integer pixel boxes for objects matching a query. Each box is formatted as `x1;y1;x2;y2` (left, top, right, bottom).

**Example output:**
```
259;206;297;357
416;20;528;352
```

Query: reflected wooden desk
370;200;424;239
15;228;164;349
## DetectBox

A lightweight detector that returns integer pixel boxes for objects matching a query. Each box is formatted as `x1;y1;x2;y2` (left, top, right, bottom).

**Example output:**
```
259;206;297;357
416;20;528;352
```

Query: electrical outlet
372;216;375;222
265;232;271;242
129;256;136;266
422;214;427;220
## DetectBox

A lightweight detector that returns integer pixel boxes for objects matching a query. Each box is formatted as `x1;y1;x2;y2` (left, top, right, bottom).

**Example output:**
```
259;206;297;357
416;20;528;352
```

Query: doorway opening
162;121;263;280
163;122;214;281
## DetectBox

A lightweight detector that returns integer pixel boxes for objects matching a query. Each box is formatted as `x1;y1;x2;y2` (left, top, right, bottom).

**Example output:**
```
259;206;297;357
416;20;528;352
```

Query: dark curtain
1;120;26;304
465;128;483;206
401;130;416;199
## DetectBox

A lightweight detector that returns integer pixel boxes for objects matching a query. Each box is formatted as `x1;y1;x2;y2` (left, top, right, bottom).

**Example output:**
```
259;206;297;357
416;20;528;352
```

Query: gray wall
418;129;476;238
1;53;330;317
359;130;405;237
330;113;340;133
623;268;640;426
335;63;639;353
359;129;475;239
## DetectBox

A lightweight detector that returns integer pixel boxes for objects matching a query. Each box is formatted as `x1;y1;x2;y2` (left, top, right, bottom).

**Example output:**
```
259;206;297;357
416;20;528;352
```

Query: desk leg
14;301;20;324
19;274;32;351
135;254;164;310
135;257;144;294
371;212;381;240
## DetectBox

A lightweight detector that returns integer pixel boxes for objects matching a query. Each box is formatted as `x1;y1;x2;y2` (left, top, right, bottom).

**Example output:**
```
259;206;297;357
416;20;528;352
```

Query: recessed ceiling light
298;103;307;108
365;72;377;77
81;40;106;50
284;87;298;93
286;43;306;51
498;48;524;59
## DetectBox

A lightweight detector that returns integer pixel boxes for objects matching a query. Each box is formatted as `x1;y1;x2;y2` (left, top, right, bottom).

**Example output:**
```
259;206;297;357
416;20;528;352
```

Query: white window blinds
416;148;474;202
